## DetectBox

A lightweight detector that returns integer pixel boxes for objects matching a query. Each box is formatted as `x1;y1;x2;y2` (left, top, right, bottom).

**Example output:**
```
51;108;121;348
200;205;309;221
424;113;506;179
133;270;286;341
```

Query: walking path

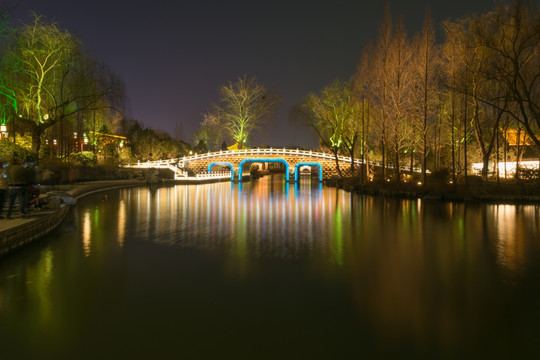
0;179;146;257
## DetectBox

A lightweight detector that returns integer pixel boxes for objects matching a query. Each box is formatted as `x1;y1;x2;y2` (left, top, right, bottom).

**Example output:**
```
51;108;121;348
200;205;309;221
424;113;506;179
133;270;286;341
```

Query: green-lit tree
3;14;125;158
203;75;280;147
296;80;358;178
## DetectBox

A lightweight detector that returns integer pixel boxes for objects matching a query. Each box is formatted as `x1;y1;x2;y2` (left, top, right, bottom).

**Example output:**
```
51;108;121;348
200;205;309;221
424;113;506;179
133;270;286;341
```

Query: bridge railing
173;148;362;165
121;160;189;179
194;171;231;179
122;159;182;169
120;148;365;176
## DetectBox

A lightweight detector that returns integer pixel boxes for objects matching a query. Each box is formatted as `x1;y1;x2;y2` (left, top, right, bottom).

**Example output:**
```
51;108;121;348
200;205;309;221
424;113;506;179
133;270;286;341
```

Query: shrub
77;151;98;166
0;139;36;163
429;168;451;185
517;167;539;181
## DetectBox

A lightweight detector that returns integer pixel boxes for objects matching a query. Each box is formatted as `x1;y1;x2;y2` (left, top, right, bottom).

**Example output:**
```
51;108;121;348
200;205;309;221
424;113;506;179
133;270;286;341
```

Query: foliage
295;80;359;178
0;138;35;163
297;80;357;151
1;13;125;158
193;140;208;154
126;120;190;161
70;151;98;167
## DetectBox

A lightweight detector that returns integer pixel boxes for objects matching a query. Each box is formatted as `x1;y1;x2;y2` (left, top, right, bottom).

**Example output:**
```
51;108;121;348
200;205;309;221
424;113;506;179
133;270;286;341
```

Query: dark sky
11;0;499;148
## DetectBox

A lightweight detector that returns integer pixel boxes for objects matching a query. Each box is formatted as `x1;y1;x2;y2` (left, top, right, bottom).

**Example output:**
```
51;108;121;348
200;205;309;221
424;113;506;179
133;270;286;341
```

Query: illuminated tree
3;14;125;157
474;0;540;153
442;20;465;183
369;5;393;180
206;75;280;147
352;47;373;183
296;80;357;178
411;9;440;184
386;17;414;182
197;112;227;151
126;121;188;161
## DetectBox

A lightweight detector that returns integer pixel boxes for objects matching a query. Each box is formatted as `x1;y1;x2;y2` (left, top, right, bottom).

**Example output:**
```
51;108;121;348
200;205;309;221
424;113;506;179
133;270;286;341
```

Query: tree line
0;11;191;165
296;0;540;185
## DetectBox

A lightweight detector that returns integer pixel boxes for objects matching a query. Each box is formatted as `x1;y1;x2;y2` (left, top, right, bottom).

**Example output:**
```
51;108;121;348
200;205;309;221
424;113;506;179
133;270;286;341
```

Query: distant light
417;182;422;185
0;125;6;132
44;114;49;120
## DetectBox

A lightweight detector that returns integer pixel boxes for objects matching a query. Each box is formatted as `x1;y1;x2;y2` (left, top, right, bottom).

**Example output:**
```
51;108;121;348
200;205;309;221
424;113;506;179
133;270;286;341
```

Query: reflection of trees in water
345;199;537;357
88;180;540;357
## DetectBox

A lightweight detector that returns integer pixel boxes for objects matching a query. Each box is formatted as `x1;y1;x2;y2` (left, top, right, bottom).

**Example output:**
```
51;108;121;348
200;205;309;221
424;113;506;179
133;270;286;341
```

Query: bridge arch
238;158;290;182
294;162;323;182
208;162;234;181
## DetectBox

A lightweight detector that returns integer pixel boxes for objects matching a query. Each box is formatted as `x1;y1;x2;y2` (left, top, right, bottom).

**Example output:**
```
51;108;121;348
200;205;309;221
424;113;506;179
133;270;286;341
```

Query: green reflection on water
333;201;344;266
1;176;540;359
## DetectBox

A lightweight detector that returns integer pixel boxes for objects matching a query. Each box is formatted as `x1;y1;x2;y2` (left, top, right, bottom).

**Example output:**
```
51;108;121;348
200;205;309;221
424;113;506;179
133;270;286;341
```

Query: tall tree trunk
451;95;456;184
360;101;365;184
366;101;371;182
496;127;500;186
463;89;468;185
332;147;343;178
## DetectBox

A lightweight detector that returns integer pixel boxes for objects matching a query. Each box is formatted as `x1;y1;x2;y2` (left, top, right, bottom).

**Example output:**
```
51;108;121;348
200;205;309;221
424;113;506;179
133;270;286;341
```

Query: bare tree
352;46;374;183
207;74;280;147
386;17;414;182
370;5;393;180
442;20;464;184
474;0;540;152
412;9;440;184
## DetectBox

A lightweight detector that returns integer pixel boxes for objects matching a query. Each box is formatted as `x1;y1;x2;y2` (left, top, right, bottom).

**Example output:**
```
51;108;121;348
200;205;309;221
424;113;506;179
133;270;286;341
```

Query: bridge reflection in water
0;175;539;359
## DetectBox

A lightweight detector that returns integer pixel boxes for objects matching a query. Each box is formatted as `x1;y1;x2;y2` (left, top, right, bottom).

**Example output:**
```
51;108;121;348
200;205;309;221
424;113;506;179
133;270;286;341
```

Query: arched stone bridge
125;148;362;182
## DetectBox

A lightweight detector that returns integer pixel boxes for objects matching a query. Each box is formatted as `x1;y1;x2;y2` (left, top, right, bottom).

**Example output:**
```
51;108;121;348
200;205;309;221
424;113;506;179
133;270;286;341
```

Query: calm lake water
1;175;540;359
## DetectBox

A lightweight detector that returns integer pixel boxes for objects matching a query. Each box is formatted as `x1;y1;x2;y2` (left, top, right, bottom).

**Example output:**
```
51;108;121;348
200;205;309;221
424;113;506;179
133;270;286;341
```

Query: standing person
6;159;32;219
0;161;7;219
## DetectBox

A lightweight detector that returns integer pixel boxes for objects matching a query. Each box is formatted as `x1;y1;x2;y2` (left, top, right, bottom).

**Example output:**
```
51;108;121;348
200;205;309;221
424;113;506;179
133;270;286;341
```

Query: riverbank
325;177;540;204
0;179;146;257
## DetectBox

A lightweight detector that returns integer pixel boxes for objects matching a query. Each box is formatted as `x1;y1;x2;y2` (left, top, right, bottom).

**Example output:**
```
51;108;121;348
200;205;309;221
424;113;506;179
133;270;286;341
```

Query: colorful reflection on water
1;175;540;359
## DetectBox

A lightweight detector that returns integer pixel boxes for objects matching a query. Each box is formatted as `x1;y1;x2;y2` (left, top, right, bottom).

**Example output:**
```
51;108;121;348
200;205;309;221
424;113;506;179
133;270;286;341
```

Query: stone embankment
0;179;146;258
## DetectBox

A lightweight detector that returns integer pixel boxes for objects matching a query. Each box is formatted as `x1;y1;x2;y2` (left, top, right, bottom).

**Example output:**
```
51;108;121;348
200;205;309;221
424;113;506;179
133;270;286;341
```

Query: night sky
11;0;499;148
